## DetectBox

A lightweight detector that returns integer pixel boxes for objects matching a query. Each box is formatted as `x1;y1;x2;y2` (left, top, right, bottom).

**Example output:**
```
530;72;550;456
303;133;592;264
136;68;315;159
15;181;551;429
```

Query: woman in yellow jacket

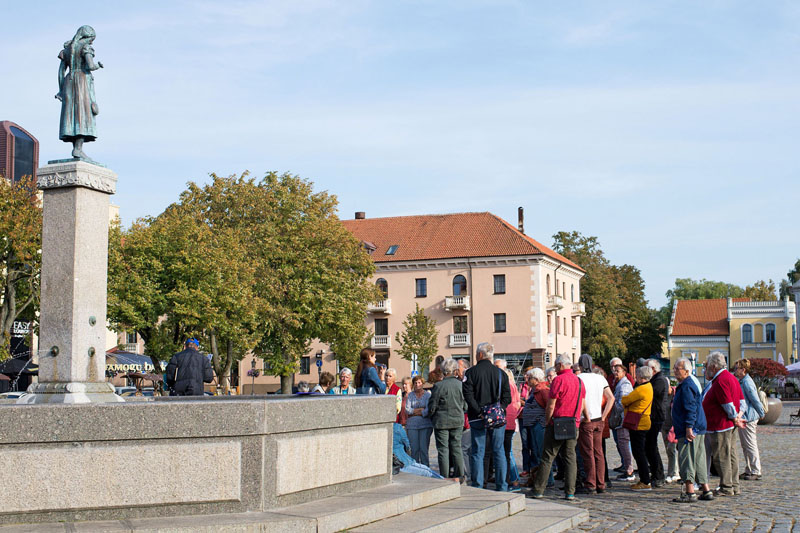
621;365;654;491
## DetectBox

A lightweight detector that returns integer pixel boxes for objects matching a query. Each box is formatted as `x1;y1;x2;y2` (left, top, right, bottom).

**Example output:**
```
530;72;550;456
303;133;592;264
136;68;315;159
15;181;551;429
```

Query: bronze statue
56;25;103;160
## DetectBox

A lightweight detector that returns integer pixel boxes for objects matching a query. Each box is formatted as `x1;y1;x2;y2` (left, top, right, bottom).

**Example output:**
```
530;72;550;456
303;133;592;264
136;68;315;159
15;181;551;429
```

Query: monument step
470;500;589;533
349;485;527;533
0;473;461;533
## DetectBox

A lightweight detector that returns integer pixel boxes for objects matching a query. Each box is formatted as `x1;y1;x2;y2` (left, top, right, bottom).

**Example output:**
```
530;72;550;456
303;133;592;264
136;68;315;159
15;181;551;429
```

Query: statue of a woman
55;25;103;160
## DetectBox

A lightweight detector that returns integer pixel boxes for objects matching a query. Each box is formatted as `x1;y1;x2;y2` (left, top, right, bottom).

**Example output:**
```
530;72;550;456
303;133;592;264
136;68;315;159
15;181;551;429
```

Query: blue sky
3;1;799;308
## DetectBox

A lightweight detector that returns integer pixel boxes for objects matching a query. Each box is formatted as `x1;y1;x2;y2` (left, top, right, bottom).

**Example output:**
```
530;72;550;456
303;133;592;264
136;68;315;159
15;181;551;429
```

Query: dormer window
386;245;399;255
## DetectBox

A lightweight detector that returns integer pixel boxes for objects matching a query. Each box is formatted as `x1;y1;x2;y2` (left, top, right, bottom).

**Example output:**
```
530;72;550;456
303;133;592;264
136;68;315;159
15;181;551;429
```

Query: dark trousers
630;429;650;484
533;425;578;496
435;427;464;479
520;423;531;472
645;421;664;483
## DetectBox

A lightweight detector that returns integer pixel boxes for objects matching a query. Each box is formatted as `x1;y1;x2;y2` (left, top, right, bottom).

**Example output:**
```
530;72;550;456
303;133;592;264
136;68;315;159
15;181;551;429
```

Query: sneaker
575;486;596;495
564;494;577;502
631;482;652;491
699;491;715;501
613;465;626;473
666;476;679;483
742;473;761;481
615;473;636;482
596;487;606;494
529;492;544;499
714;488;735;497
653;479;666;488
673;492;698;503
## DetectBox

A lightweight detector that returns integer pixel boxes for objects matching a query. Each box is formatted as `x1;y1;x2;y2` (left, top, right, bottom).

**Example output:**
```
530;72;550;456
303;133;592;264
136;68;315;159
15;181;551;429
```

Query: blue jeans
520;423;531;472
528;423;554;484
400;462;444;479
407;427;433;467
470;422;508;491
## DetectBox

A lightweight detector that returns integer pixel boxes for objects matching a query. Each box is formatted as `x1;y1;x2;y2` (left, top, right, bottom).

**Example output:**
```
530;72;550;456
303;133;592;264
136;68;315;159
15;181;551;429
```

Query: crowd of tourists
318;345;764;503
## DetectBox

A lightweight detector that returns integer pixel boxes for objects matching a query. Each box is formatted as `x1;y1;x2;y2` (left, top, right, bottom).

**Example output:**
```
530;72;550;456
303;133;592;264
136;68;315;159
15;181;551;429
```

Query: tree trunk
280;374;294;395
209;332;221;394
220;339;233;394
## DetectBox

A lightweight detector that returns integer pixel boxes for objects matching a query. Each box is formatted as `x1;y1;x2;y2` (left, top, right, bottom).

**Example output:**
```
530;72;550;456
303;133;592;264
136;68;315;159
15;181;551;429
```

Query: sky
2;1;799;309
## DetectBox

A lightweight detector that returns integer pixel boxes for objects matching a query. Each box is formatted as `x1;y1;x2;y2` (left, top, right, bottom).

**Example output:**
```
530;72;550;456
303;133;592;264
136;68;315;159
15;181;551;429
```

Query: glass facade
9;126;34;181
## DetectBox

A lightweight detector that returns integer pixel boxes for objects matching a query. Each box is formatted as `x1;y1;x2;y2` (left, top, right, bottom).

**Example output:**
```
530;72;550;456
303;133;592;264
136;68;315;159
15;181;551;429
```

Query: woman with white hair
621;365;654;491
521;368;552;487
428;358;467;482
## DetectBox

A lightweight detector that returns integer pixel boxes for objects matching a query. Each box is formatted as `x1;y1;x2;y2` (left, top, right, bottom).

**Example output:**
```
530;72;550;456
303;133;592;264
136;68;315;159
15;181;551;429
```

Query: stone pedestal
18;160;122;404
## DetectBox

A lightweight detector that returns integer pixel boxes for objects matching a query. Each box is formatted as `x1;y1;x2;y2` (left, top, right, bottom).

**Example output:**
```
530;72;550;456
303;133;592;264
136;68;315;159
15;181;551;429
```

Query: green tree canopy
394;303;438;373
744;279;777;301
0;176;41;361
778;259;800;301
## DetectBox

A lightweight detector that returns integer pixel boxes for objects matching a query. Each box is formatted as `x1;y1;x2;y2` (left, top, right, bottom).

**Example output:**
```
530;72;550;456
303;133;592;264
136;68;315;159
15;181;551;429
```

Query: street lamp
248;358;261;395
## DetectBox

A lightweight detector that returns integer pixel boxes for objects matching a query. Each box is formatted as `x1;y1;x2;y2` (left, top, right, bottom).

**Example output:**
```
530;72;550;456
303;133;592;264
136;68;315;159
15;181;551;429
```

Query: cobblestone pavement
548;401;800;533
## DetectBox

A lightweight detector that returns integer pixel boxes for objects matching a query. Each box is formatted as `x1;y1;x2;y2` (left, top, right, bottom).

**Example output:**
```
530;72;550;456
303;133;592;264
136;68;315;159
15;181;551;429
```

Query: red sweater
702;369;744;432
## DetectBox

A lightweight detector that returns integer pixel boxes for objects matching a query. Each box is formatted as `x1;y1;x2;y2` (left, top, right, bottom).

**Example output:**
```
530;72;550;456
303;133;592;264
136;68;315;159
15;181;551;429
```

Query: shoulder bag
623;395;652;431
480;368;507;429
553;379;582;441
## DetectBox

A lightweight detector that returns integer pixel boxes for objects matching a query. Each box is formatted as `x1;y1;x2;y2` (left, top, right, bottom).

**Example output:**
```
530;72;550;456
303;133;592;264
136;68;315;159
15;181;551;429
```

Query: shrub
748;358;788;390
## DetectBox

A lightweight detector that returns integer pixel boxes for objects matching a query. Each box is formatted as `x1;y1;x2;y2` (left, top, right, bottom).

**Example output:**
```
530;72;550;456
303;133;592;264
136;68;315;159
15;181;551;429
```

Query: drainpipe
468;257;474;365
553;264;562;360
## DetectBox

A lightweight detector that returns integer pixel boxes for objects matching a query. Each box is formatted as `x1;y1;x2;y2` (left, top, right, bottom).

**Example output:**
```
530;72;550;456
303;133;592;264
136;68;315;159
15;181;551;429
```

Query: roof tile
670;298;749;336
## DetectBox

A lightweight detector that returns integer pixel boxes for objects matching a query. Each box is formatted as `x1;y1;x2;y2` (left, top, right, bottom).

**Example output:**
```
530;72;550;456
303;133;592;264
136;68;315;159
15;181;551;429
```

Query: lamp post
250;358;256;396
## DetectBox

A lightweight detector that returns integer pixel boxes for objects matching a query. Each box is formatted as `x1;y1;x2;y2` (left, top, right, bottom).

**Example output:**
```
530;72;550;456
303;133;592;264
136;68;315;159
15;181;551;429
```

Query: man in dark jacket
428;358;467;481
166;339;214;396
646;358;670;487
463;342;511;491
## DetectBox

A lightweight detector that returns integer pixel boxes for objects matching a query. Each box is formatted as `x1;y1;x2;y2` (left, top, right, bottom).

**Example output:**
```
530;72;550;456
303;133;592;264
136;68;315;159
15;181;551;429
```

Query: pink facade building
241;211;584;393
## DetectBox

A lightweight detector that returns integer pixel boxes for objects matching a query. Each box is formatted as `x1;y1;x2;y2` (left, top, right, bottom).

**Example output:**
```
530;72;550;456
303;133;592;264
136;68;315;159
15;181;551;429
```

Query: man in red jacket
702;351;746;497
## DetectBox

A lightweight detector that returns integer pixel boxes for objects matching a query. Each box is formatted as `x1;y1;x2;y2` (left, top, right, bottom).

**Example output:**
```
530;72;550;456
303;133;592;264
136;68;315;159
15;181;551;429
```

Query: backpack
758;389;769;418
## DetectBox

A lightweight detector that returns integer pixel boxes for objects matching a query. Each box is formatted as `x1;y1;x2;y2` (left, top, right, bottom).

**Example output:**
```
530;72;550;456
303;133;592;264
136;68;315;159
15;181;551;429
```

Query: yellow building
667;297;797;377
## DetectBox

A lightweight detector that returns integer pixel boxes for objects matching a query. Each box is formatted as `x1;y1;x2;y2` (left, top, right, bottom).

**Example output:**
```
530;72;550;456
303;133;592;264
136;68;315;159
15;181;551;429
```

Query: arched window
742;324;753;344
453;275;467;296
376;278;388;298
571;284;575;302
546;274;551;296
765;323;776;343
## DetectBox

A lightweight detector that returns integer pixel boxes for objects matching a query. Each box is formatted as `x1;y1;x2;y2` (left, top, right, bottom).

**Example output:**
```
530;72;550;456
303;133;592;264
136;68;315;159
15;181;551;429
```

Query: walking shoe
733;487;741;495
653;478;666;488
738;472;747;480
699;491;714;501
615;473;636;482
575;486;596;495
742;473;761;481
665;476;679;483
529;492;544;499
613;465;626;473
564;494;577;502
596;487;606;494
714;488;735;497
631;482;652;491
673;492;698;503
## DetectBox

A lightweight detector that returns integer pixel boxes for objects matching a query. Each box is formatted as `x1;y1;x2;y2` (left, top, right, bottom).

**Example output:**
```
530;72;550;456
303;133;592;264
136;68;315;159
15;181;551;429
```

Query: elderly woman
328;368;356;395
521;368;552;487
428;358;467;481
621;365;653;491
611;363;635;481
385;367;403;416
733;359;765;481
405;375;433;466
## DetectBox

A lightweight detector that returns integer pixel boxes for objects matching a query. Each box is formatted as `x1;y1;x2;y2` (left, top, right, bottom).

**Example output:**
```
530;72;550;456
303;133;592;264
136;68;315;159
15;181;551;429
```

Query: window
494;313;506;333
556;316;560;334
571;317;576;337
415;278;427;297
125;331;137;344
493;274;506;294
300;357;310;374
386;245;399;255
571;284;575;302
376;278;388;298
547;313;552;334
563;282;566;297
546;274;551;295
766;323;776;343
453;275;467;296
564;317;567;334
454;316;468;334
374;318;388;336
742;324;753;343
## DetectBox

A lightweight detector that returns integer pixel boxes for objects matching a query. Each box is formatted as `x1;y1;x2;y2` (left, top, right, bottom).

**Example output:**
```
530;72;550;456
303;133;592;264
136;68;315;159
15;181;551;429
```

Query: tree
394;303;438;372
0;176;41;361
778;259;800;301
748;358;788;391
744;279;777;301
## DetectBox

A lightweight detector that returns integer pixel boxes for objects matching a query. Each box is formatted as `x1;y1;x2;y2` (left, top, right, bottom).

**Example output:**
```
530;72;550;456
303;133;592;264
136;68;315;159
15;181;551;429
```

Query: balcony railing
547;295;563;310
367;299;392;314
571;302;586;316
371;335;391;349
448;333;470;348
445;295;471;311
123;343;139;354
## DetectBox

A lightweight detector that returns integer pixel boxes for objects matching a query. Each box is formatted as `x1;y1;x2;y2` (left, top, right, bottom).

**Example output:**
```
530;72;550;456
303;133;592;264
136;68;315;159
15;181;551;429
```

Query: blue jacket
739;374;765;423
392;423;414;467
357;366;386;395
671;377;707;439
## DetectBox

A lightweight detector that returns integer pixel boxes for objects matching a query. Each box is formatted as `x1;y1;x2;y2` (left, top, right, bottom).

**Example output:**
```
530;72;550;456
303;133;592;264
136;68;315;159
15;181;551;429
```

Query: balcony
123;343;139;354
571;302;586;316
448;333;471;348
445;295;471;311
371;335;391;349
546;295;563;310
367;299;392;314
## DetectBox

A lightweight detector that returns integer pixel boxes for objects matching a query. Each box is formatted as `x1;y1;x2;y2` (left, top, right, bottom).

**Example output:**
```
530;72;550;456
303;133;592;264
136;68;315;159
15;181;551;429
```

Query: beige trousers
708;429;740;493
738;420;761;476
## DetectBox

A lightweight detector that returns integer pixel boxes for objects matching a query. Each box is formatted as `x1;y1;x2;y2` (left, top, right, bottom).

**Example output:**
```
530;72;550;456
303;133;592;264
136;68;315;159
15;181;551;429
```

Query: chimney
517;207;524;234
355;211;365;220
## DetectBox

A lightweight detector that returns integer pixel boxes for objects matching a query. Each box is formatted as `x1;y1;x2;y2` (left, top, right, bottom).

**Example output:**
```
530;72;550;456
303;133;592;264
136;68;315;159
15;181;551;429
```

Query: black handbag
552;379;582;441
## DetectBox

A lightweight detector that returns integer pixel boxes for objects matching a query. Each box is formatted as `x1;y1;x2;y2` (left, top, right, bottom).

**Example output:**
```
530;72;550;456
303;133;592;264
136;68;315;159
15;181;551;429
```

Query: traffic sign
316;359;323;368
411;370;419;377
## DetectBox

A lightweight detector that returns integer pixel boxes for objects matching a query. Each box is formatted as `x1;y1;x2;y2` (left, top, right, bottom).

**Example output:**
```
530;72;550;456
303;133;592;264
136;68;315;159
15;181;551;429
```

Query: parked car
0;391;28;400
120;388;155;398
115;386;136;395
